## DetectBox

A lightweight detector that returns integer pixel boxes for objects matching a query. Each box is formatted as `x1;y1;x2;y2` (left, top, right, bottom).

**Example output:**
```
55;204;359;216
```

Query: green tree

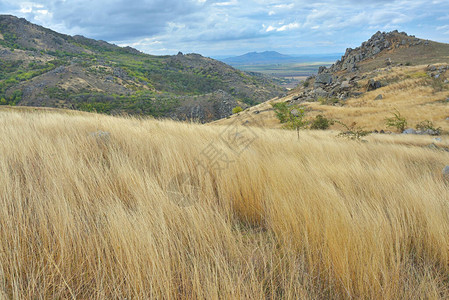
272;102;307;140
271;102;289;123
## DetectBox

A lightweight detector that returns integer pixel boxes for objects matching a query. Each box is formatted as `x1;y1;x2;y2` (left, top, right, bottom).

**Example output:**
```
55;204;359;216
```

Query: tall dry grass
0;109;448;299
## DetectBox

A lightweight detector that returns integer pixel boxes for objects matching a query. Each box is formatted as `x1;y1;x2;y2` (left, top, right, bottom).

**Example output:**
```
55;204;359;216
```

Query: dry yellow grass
0;109;449;298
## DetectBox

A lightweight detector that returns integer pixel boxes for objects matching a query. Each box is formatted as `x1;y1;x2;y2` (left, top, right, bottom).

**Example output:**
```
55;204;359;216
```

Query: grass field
0;108;448;298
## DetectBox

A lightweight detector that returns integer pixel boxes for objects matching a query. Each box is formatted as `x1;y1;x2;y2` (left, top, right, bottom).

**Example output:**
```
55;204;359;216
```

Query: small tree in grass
272;102;307;140
335;120;370;140
385;109;407;132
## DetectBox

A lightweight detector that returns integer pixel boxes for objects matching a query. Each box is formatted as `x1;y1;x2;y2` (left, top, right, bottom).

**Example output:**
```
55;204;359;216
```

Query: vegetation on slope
0;109;448;298
218;63;449;133
0;15;285;121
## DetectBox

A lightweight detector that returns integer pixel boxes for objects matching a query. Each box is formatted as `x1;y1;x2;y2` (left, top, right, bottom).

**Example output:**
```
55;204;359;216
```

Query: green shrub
310;115;334;130
416;120;441;135
232;106;243;114
430;78;446;92
385;109;407;132
410;72;428;79
335;120;370;140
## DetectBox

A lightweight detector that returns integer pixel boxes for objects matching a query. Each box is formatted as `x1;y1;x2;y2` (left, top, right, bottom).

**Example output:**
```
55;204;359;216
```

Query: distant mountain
222;51;293;65
221;51;342;66
0;15;285;122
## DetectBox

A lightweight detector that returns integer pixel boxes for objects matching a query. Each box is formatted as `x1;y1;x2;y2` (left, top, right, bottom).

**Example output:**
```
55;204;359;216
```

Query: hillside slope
0;15;285;122
216;31;449;133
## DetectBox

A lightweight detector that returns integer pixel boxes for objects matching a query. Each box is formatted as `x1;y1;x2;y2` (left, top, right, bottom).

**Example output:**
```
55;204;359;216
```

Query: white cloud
265;22;300;32
19;2;44;13
437;25;449;31
213;0;237;6
277;22;300;32
273;4;294;9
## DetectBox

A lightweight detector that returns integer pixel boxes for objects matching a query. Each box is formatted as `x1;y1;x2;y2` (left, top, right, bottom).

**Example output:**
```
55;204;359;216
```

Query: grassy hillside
217;63;449;132
0;15;284;121
1;108;448;298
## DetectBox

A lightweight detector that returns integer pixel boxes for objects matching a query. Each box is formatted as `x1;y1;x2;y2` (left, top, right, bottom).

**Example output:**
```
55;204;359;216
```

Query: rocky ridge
290;31;443;104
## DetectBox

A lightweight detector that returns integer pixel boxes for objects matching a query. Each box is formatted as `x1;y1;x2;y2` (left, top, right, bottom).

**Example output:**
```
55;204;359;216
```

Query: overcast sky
1;0;449;57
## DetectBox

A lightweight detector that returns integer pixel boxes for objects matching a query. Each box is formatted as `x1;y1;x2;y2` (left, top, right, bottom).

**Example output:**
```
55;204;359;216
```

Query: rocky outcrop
318;30;426;75
292;74;363;104
172;90;238;123
291;30;436;105
367;79;382;91
426;64;449;78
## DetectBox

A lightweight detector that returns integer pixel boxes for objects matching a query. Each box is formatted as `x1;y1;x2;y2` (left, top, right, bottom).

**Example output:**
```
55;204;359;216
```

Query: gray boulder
315;73;333;85
313;88;329;98
402;128;417;134
374;94;383;100
340;81;351;89
372;46;381;55
89;131;111;145
420;129;439;136
318;66;327;74
367;79;382;91
443;166;449;180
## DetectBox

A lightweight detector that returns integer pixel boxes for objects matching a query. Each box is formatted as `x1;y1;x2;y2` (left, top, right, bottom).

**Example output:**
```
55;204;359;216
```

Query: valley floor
0;109;448;298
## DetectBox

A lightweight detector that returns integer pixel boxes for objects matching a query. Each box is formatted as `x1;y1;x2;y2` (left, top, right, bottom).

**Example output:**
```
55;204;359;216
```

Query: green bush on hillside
232;106;243;114
385;109;407;132
310;115;334;130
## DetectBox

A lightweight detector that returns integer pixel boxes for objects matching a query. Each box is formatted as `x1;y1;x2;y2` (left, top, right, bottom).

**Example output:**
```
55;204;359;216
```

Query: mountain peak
222;51;293;65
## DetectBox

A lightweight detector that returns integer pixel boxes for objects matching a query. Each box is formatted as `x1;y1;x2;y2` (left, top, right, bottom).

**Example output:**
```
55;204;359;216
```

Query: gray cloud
1;0;449;56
